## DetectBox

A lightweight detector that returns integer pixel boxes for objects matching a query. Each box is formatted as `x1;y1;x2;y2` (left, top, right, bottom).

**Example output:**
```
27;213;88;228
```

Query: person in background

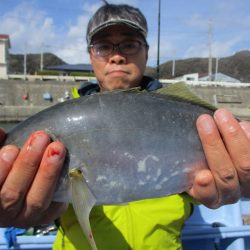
0;2;250;250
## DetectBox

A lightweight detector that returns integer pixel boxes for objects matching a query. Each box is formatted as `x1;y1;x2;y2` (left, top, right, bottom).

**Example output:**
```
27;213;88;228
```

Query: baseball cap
86;3;148;46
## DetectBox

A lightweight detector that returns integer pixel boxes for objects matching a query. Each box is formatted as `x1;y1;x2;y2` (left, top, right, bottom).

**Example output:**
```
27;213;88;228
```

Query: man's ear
145;48;149;61
89;53;93;63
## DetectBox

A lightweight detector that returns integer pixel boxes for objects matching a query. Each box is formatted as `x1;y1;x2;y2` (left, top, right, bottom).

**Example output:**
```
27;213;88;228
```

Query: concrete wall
0;79;249;121
0;79;80;105
189;85;250;120
0;79;80;121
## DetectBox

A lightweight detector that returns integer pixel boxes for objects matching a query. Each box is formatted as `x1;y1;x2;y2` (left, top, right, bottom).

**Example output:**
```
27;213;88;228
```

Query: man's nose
109;52;127;64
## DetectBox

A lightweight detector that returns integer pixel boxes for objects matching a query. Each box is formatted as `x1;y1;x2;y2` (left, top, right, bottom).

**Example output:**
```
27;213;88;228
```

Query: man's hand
0;129;67;228
188;108;250;208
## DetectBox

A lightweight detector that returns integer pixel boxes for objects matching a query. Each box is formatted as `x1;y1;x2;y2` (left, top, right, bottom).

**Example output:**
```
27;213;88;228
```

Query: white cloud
54;14;90;64
0;2;56;53
212;36;244;57
82;2;101;14
0;1;96;63
185;14;209;31
183;35;243;59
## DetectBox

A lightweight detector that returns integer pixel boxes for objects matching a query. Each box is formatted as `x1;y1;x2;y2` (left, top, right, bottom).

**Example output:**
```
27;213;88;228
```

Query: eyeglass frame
88;40;149;57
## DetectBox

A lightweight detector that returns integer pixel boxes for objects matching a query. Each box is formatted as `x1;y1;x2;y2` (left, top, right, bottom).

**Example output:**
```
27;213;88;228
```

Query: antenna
24;42;27;79
172;50;176;77
40;43;44;72
208;19;213;81
215;57;219;81
156;0;161;80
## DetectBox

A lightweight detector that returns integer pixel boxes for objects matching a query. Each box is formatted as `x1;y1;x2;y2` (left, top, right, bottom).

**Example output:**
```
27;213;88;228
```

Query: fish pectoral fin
69;168;98;250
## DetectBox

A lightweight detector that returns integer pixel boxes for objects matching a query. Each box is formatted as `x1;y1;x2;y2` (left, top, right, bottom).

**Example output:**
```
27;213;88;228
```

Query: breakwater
0;79;250;122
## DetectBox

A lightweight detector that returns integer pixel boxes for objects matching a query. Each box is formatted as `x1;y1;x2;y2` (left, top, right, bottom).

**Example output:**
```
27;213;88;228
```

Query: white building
174;72;240;83
174;73;199;82
0;34;11;79
199;72;240;83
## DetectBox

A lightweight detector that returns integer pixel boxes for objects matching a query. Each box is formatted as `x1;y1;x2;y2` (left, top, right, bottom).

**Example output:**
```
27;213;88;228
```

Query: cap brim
87;19;147;45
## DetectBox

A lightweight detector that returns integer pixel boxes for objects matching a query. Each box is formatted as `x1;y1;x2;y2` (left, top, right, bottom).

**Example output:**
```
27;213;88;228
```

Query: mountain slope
9;50;250;82
146;50;250;82
9;53;65;74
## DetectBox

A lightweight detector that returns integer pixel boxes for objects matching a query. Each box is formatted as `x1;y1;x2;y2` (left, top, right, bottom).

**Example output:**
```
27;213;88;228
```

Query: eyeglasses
89;40;148;57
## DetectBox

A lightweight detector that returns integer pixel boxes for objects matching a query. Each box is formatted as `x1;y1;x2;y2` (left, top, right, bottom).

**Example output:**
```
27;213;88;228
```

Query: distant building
174;72;240;83
0;34;11;79
199;73;240;83
46;63;92;75
174;73;199;82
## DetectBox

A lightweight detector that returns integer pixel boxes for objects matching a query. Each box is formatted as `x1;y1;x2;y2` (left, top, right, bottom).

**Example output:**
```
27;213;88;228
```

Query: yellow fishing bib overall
53;194;192;250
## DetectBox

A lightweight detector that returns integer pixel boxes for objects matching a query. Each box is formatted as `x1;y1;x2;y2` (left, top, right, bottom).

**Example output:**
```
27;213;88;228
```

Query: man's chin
101;79;139;91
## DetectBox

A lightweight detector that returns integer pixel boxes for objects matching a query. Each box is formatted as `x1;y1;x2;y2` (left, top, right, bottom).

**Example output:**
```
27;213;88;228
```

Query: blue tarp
4;228;26;249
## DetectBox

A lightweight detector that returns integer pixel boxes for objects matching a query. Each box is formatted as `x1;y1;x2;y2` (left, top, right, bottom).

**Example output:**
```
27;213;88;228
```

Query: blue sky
0;0;249;66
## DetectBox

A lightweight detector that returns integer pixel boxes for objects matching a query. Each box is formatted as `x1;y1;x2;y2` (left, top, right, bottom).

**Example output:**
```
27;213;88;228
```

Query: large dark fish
1;83;215;249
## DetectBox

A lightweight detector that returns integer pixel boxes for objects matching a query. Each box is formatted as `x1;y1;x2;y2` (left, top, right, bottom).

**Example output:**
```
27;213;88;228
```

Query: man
0;2;250;250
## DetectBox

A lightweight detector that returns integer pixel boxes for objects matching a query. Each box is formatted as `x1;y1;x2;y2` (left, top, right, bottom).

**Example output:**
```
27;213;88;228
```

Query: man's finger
0;131;50;216
188;169;219;208
240;121;250;139
196;113;240;205
23;141;66;219
214;109;250;197
0;145;19;185
214;110;250;170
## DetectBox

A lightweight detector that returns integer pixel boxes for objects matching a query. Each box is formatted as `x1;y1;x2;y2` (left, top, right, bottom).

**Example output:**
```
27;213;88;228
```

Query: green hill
9;53;65;74
145;50;250;82
9;50;250;82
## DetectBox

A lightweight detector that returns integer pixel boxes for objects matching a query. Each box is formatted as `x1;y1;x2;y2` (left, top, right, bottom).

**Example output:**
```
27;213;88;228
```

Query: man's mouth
107;68;129;76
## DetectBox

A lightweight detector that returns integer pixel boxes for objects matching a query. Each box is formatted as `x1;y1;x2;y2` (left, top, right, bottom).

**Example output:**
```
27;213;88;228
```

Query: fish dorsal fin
155;82;217;111
69;168;98;250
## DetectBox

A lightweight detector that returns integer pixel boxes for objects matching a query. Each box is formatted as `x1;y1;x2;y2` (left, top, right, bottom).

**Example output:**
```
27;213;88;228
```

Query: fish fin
156;82;217;111
69;168;98;250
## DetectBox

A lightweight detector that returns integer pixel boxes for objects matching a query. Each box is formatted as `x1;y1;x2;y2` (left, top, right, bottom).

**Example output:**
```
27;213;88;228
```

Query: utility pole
215;57;219;81
172;50;176;77
40;43;44;72
24;42;27;79
208;19;213;81
156;0;161;80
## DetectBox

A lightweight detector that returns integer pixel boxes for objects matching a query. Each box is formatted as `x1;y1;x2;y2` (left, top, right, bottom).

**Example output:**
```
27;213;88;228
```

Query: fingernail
240;122;250;135
27;131;49;151
214;109;238;133
214;109;234;123
0;146;18;163
198;115;214;133
47;144;65;160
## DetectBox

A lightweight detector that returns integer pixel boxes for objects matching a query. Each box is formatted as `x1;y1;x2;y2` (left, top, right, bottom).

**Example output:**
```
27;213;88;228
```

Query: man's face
89;25;148;92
